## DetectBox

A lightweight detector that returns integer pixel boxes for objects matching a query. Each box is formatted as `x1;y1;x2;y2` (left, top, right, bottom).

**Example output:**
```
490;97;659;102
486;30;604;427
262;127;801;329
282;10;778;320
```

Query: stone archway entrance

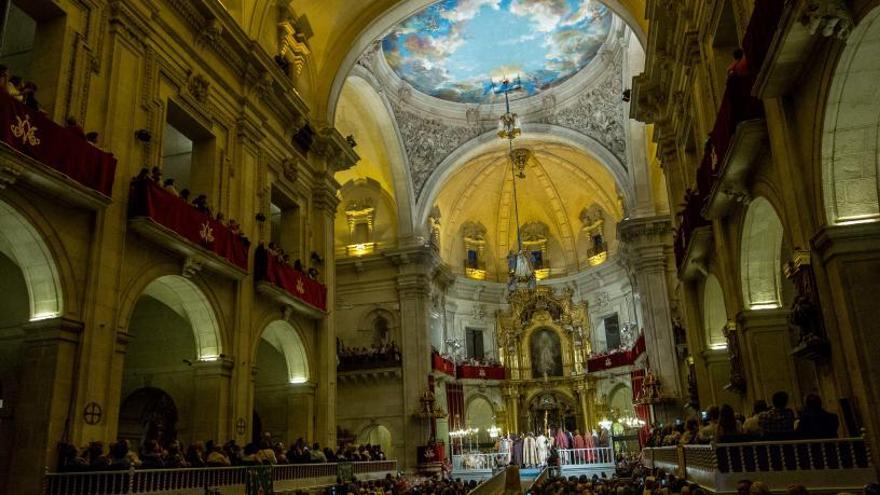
525;392;578;435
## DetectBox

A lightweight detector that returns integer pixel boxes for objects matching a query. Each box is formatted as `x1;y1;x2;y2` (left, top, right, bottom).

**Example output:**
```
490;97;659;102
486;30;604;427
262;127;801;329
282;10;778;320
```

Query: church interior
0;0;879;493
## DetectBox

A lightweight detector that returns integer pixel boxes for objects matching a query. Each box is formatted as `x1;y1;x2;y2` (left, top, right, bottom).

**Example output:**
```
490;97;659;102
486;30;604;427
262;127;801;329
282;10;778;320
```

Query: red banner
129;179;250;269
631;369;652;446
586;333;646;372
255;245;327;311
456;364;505;380
431;352;455;376
446;383;464;431
0;92;116;196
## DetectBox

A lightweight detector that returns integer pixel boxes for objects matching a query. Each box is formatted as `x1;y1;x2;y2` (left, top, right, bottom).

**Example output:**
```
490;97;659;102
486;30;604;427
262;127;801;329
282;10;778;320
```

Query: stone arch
357;423;393;455
821;5;880;225
337;74;415;235
118;387;179;448
465;394;496;443
606;382;635;417
417;125;634;229
358;307;399;346
139;275;223;360
740;197;784;309
0;198;63;320
702;274;728;349
323;0;648;124
260;320;310;384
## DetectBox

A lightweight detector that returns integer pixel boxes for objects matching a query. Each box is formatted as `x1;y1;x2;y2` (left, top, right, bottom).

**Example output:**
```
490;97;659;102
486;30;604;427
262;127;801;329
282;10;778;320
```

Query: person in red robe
584;428;596;462
573;429;586;464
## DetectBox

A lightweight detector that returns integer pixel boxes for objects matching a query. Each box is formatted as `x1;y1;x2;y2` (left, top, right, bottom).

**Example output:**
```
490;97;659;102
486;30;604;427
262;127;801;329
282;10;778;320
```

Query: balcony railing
644;438;877;493
457;364;506;380
128;179;250;279
0;92;117;208
452;447;615;472
43;460;398;495
586;333;646;373
254;244;327;317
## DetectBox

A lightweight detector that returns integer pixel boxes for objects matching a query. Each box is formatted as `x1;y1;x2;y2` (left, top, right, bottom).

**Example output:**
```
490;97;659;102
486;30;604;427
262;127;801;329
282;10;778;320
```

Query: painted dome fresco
381;0;613;104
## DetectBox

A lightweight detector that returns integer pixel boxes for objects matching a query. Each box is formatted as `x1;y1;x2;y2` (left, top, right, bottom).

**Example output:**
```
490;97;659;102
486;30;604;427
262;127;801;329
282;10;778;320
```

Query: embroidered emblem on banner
11;114;40;146
296;278;305;294
478;368;486;378
199;222;215;243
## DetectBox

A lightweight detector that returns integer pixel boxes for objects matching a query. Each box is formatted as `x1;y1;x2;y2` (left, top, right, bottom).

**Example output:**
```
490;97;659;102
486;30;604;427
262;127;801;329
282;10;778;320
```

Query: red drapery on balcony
456;364;506;380
431;352;455;377
446;383;464;430
586;333;646;373
254;245;327;311
129;179;250;269
0;92;116;196
631;369;652;446
742;0;786;77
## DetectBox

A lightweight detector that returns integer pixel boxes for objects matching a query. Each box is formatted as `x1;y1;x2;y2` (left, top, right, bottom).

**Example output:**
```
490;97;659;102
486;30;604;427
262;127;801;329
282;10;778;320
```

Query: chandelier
494;76;536;293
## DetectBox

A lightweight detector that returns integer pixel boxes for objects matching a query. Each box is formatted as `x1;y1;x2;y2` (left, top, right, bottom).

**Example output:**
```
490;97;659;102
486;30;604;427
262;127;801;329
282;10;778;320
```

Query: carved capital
802;0;853;39
314;127;360;173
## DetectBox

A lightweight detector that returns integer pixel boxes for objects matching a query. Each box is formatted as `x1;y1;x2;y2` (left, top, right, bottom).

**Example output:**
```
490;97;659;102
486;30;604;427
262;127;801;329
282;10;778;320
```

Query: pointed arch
141;275;222;360
740;197;784;309
0;198;62;320
261;320;310;384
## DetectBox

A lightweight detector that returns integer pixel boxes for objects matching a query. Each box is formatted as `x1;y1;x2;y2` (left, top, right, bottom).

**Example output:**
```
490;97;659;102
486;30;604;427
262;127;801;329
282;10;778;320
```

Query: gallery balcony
254;245;327;320
0;92;117;209
703;120;768;220
644;437;877;493
456;364;506;380
674;183;713;281
748;0;840;98
586;333;646;373
432;351;456;377
128;179;250;280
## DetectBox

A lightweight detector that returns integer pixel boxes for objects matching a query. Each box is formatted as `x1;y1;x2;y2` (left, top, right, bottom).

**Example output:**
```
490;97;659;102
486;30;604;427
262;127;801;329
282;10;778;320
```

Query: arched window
702;274;728;349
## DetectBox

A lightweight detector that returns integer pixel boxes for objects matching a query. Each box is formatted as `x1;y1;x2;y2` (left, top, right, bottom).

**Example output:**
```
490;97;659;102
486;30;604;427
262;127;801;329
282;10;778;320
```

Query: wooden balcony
337;366;402;384
703;120;769;220
645;438;877;493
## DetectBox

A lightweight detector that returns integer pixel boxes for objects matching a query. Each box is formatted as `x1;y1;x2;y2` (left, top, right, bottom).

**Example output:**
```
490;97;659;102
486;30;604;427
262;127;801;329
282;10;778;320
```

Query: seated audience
759;391;796;439
795;393;839;439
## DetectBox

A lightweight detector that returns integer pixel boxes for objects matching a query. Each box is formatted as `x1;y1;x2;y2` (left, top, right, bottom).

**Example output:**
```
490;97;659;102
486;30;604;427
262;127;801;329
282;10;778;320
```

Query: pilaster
736;309;801;407
191;358;234;443
9;318;83;495
618;216;682;400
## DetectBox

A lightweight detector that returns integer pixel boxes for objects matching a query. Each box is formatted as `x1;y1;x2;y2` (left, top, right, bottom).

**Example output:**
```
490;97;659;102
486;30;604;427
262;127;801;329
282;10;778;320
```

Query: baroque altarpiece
496;287;600;435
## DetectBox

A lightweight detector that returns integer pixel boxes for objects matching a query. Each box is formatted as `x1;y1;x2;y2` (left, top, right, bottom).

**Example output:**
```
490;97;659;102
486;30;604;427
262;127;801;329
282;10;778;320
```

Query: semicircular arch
418;124;633;228
740;197;784;310
259;320;311;384
702;274;728;349
0;198;64;320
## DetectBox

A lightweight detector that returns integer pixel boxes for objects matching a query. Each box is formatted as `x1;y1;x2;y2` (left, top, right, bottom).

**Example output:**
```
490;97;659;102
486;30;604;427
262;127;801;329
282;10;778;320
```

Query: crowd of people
261;241;322;280
132;167;251;245
307;474;478;495
645;391;840;446
458;355;501;367
56;433;385;472
1;64;102;146
337;339;402;370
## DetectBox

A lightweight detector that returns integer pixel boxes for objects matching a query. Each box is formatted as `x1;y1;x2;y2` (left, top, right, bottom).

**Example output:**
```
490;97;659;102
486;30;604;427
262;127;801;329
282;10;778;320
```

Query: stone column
737;309;801;406
813;223;880;449
311;178;340;448
618;217;682;401
9;318;82;495
312;127;358;448
288;383;316;443
503;386;520;434
190;358;234;443
388;246;437;468
575;380;595;432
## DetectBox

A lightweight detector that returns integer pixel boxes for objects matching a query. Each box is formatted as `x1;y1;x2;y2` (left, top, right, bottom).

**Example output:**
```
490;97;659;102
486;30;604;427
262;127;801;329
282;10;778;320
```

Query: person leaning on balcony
7;75;23;101
727;48;749;78
66;116;87;139
795;393;839;439
759;391;796;439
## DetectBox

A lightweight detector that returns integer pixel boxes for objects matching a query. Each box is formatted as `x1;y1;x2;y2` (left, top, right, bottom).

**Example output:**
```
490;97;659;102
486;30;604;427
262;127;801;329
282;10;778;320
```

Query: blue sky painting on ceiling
381;0;613;104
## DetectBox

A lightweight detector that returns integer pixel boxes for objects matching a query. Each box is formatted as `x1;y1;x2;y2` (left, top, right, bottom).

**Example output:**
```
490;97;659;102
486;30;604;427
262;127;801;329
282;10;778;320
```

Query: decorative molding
389;101;482;199
802;0;853;39
314;127;360;173
553;53;627;165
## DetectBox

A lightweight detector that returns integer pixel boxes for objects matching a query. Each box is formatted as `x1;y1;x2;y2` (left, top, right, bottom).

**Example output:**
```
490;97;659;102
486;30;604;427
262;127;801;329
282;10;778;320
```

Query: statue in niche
784;250;830;360
531;329;563;378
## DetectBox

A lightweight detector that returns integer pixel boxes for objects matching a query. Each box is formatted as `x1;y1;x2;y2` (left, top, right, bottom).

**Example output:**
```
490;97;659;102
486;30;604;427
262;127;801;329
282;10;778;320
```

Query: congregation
498;427;612;468
337;340;403;370
645;391;840;447
55;434;385;472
